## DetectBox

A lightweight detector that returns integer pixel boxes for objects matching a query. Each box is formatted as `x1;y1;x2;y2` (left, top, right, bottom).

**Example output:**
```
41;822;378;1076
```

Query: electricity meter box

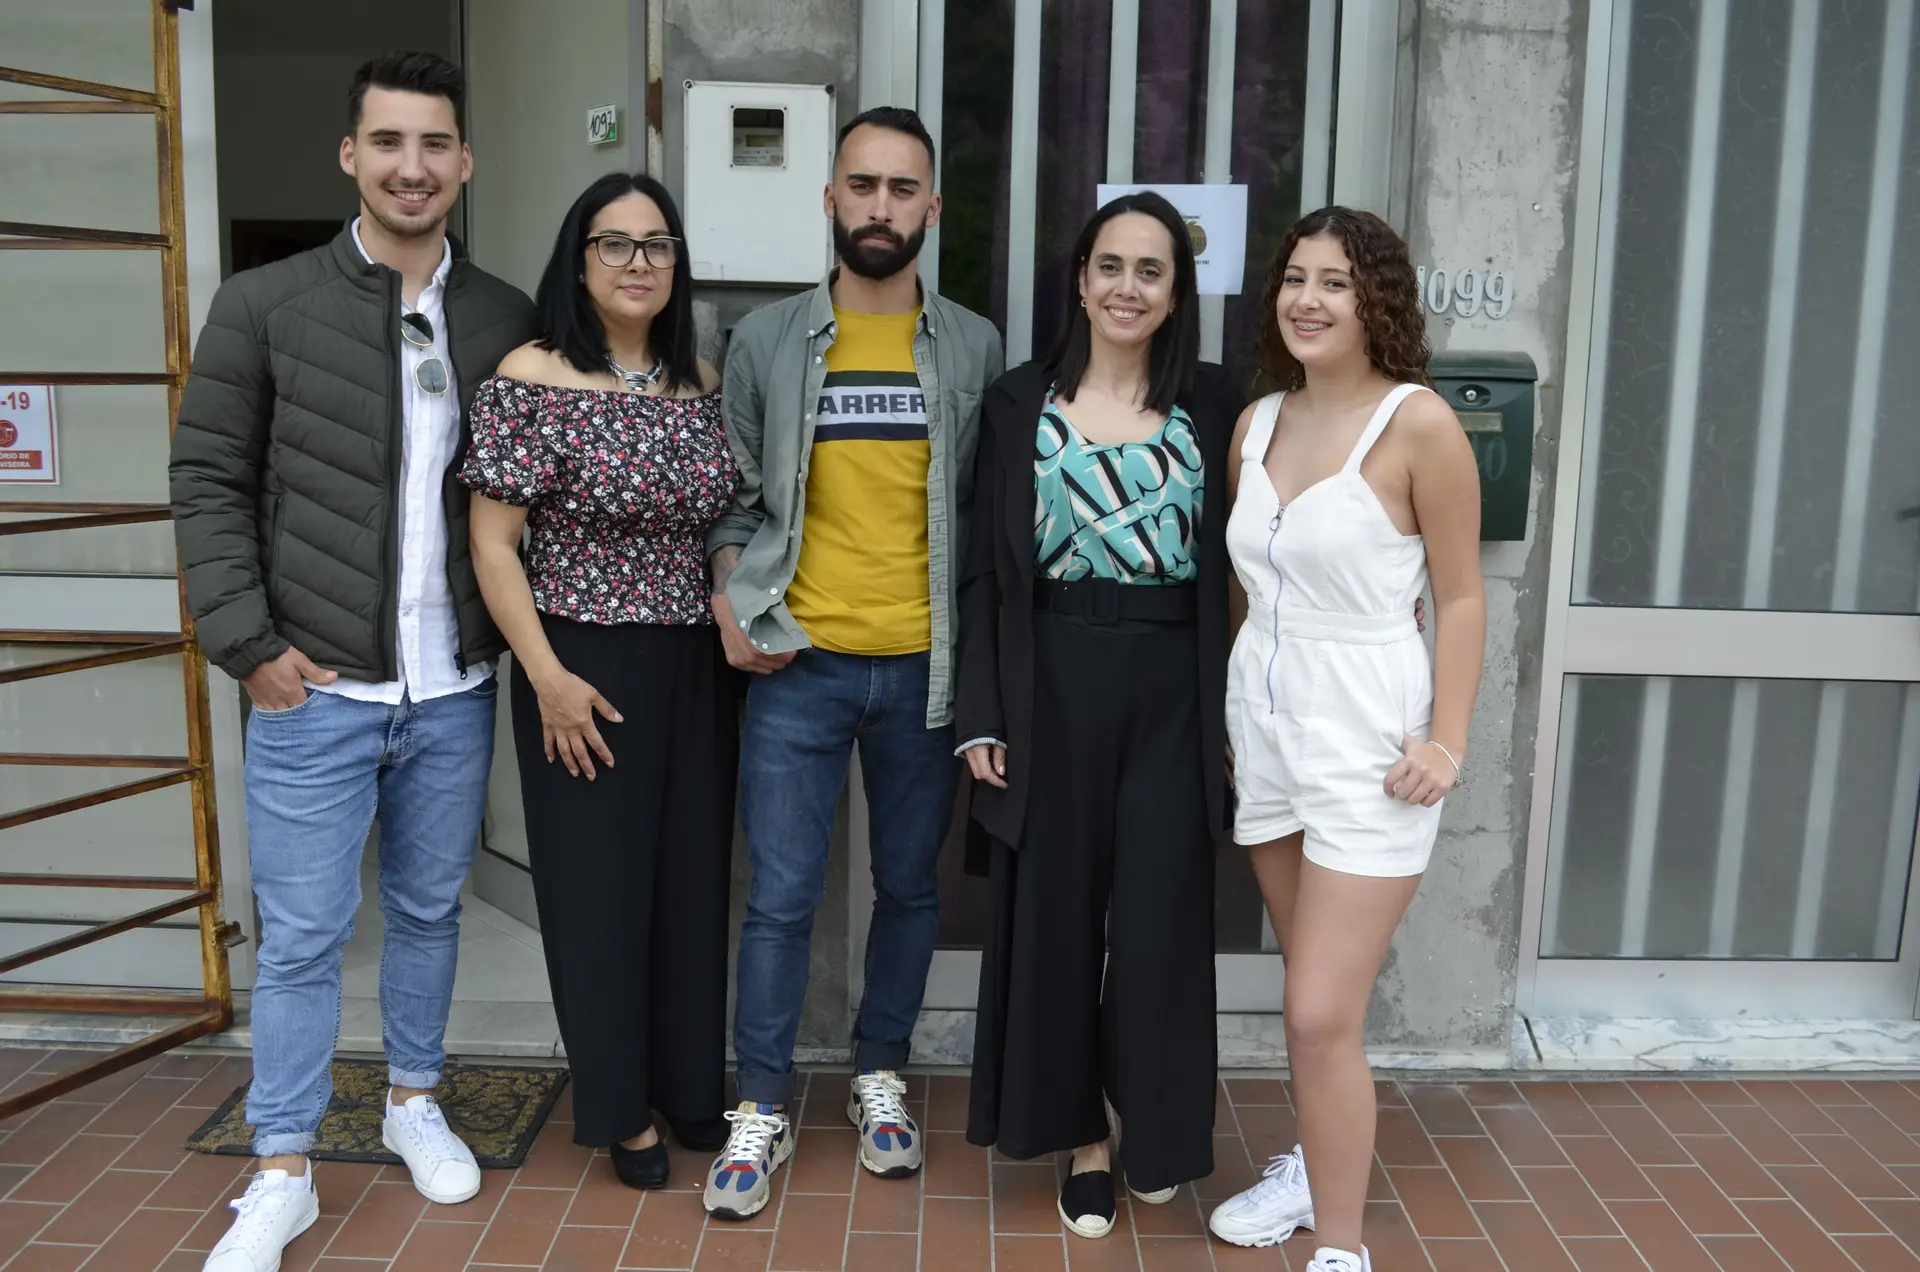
1428;351;1537;542
682;81;834;285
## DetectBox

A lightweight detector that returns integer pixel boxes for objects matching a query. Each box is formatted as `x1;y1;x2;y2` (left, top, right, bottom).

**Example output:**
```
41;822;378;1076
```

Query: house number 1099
1416;266;1515;320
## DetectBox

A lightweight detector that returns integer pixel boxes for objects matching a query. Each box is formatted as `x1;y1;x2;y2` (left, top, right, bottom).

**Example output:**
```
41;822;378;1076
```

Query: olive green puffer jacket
170;225;537;683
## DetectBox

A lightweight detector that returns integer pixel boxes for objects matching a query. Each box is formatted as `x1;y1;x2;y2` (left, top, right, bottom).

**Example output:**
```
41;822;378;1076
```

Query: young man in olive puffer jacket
169;51;535;1271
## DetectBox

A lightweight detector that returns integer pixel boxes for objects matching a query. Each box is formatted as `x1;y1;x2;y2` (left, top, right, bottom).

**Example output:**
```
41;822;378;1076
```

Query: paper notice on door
0;385;57;484
1095;183;1249;295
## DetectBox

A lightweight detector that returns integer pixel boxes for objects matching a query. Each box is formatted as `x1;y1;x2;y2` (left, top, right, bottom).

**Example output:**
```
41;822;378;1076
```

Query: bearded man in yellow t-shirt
702;106;1005;1220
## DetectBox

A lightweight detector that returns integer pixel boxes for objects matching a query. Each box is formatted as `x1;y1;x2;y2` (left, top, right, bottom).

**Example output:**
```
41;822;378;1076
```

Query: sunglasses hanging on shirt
399;312;449;396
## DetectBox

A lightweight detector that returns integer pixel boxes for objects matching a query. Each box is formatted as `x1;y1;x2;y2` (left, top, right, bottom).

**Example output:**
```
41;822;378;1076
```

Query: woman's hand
964;742;1008;789
535;668;622;780
1384;733;1458;806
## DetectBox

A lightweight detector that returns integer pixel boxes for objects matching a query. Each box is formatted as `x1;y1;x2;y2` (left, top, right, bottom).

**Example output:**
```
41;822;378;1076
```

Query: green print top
1032;394;1203;584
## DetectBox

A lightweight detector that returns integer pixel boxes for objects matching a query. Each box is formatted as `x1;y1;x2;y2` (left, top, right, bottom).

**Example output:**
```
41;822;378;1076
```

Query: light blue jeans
241;680;497;1157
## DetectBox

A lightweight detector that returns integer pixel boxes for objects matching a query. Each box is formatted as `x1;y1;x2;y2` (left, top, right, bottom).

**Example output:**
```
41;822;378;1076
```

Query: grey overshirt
707;273;1005;727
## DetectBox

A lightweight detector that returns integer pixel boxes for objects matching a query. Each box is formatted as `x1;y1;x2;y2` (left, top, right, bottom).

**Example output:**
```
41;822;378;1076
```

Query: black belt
1032;577;1197;623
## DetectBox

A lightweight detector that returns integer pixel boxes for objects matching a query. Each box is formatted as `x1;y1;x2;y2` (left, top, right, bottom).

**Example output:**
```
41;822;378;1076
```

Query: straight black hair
1047;191;1200;415
533;172;701;395
835;105;937;177
347;51;466;137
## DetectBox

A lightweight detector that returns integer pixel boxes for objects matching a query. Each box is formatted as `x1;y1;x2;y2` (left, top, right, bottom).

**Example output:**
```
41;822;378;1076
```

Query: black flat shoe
1058;1169;1116;1239
667;1113;730;1153
611;1139;670;1190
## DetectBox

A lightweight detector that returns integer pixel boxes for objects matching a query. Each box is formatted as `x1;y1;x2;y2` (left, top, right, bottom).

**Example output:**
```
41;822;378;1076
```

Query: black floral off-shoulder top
458;377;740;626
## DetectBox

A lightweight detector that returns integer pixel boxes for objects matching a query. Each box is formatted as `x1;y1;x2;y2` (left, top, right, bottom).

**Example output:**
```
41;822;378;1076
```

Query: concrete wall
664;0;863;335
1382;0;1587;1055
466;0;636;296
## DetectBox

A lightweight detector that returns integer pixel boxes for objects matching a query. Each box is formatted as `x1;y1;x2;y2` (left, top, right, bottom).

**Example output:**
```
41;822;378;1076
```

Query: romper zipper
1264;507;1285;714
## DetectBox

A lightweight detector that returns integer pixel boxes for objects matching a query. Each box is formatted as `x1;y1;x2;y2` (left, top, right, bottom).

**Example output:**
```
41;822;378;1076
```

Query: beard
833;216;926;280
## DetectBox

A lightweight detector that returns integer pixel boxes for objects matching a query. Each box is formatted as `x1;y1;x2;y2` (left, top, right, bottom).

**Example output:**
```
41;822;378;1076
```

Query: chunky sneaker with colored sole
382;1093;481;1204
1208;1144;1317;1247
1305;1245;1371;1272
704;1102;792;1220
847;1071;922;1177
203;1169;320;1271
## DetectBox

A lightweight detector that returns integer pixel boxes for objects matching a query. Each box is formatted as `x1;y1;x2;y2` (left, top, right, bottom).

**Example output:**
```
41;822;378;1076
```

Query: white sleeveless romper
1224;384;1443;877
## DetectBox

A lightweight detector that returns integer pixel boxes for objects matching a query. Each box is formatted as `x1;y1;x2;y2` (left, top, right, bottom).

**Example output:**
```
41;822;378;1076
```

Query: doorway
202;0;560;1052
856;0;1403;1030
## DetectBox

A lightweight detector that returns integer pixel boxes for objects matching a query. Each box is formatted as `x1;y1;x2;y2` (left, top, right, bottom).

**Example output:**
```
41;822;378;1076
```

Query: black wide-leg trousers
510;617;738;1148
967;610;1218;1191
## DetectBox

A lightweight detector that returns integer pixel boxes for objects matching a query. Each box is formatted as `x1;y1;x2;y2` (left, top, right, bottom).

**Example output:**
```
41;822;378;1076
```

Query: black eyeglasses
399;312;448;396
585;234;682;270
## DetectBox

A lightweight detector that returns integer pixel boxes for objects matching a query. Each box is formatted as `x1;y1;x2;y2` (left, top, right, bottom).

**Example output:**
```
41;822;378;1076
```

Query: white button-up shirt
311;220;493;704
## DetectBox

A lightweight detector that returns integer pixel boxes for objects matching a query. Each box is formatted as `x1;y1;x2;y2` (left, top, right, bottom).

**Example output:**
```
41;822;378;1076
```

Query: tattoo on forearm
710;545;741;593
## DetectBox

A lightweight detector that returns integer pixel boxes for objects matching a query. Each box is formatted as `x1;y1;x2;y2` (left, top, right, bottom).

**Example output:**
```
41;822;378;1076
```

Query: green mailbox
1429;351;1536;542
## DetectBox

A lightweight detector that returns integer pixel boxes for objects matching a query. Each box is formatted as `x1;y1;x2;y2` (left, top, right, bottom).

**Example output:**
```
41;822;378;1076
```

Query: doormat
183;1060;569;1169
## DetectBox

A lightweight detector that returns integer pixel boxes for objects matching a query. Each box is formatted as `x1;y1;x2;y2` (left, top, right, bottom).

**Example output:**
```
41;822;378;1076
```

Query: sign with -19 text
0;386;56;484
1095;183;1248;295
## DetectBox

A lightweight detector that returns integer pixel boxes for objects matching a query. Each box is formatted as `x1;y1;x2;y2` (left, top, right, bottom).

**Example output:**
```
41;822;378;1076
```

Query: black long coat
952;358;1243;868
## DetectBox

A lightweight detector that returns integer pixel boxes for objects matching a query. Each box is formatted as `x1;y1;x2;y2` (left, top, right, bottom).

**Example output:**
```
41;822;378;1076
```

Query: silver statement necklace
608;354;663;392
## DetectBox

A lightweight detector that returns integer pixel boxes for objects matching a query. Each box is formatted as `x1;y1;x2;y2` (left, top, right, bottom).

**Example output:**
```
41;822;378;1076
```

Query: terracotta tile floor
7;1048;1920;1270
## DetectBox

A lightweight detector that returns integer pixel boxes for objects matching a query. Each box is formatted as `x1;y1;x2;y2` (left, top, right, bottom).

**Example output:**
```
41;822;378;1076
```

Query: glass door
1522;0;1920;1018
863;0;1349;1020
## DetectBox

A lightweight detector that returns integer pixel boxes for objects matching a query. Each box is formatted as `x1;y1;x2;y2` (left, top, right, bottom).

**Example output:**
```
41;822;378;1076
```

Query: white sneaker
1208;1143;1316;1247
203;1170;319;1271
382;1093;481;1204
1305;1246;1371;1272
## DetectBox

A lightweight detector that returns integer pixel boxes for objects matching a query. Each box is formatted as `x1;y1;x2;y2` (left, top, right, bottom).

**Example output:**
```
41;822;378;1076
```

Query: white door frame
847;0;1401;1020
1515;0;1920;1020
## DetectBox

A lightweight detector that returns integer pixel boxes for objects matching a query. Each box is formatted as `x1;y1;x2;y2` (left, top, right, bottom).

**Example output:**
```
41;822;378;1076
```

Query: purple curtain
1134;0;1208;182
1225;0;1311;386
1031;0;1114;350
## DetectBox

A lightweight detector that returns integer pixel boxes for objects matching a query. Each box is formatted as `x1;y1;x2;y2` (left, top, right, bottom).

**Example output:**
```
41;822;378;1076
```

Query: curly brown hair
1257;206;1432;391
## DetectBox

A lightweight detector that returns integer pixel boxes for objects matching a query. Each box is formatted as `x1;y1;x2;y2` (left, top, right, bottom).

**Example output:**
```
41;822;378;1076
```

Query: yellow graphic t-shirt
786;308;931;654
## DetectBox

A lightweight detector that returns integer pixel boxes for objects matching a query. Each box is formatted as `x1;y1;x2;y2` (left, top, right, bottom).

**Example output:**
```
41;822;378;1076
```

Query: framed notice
1095;182;1249;295
0;385;57;485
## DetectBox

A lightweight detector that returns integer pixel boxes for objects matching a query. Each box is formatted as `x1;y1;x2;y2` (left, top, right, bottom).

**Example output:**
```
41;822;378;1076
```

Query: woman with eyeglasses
459;172;739;1190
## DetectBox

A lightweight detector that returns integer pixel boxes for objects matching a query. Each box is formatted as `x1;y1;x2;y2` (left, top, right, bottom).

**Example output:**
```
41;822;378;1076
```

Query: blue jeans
241;681;497;1157
733;650;959;1105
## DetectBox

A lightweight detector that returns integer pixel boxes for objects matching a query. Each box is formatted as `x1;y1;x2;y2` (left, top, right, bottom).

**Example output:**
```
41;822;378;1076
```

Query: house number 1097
1416;266;1514;320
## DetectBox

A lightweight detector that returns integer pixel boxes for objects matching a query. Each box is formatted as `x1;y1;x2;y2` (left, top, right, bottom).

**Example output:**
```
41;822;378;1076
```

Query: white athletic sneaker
202;1169;319;1271
1208;1144;1317;1247
382;1093;482;1204
1305;1246;1371;1272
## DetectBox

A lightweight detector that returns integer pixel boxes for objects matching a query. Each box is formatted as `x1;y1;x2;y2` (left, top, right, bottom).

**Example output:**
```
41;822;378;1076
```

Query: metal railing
0;0;235;1116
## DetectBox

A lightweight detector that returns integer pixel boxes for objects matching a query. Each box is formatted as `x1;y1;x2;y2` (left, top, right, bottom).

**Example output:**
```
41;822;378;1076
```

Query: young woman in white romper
1206;208;1486;1272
